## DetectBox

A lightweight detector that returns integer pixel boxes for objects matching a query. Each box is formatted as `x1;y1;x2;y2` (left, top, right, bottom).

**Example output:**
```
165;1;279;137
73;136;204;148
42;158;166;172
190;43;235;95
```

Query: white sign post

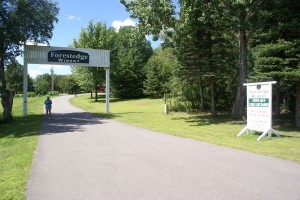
237;81;280;141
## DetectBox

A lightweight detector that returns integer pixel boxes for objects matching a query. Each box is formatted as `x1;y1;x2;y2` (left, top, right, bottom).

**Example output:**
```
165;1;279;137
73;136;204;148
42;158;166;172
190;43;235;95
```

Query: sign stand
237;81;280;141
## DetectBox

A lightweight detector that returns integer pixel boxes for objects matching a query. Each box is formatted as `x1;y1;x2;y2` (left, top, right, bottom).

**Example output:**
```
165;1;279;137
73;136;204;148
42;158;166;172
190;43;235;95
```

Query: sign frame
23;45;110;116
237;81;280;141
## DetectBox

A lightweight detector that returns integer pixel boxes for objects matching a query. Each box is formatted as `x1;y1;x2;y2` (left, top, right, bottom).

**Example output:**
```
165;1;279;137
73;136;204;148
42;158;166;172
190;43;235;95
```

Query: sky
20;0;161;78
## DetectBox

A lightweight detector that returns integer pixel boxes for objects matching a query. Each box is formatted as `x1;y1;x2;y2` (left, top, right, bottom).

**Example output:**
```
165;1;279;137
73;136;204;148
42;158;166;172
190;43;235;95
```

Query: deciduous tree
0;0;58;121
72;21;116;101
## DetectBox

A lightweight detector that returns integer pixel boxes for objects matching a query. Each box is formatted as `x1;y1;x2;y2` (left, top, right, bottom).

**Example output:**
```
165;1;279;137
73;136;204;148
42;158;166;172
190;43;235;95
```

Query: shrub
47;91;59;96
27;92;36;97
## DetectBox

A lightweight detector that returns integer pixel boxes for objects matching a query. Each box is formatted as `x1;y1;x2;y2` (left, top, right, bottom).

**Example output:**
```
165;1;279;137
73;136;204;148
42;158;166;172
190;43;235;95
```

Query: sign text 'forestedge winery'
48;50;89;64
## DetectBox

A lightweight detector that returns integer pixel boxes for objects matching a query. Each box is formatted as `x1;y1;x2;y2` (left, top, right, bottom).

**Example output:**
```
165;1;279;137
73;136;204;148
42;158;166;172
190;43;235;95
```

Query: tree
5;62;23;93
35;74;51;95
57;75;80;94
249;0;300;123
250;40;300;117
219;0;266;119
120;0;176;41
5;62;35;94
144;47;176;97
72;20;117;101
0;0;59;121
112;26;153;99
174;0;229;114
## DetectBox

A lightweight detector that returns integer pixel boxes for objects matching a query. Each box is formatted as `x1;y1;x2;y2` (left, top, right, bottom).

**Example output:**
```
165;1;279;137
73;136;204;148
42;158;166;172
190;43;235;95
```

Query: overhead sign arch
23;45;110;116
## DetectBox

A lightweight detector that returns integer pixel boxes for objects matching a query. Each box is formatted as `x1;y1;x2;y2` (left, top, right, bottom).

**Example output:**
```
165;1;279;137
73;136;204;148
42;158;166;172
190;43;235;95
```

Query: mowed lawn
0;96;44;200
71;94;300;163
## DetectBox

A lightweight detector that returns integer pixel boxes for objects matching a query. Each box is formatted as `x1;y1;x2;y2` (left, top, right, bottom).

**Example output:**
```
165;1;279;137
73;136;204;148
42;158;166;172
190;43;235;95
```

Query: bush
27;92;36;97
47;91;59;96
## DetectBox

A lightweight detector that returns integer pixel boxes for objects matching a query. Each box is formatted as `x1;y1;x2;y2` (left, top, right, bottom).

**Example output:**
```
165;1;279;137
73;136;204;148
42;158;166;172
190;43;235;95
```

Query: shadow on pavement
40;112;106;135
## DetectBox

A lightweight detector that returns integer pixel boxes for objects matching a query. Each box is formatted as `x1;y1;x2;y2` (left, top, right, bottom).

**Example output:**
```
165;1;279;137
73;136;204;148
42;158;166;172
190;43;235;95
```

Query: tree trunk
211;80;216;116
274;85;281;118
95;86;98;102
1;90;15;122
90;90;93;99
0;56;15;122
199;76;204;111
295;82;300;127
231;30;248;119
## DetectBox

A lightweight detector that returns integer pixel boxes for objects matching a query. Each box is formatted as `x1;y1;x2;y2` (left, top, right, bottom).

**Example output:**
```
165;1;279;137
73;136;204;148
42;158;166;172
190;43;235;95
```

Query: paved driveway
26;95;300;200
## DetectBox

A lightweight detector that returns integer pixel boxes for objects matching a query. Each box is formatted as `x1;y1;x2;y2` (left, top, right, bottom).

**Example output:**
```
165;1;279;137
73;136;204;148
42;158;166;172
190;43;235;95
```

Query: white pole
268;83;273;138
105;68;110;113
51;66;54;91
23;60;28;117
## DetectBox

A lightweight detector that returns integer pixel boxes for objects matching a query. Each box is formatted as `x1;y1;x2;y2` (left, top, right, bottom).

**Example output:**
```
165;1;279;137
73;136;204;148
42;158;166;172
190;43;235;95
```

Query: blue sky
22;0;161;78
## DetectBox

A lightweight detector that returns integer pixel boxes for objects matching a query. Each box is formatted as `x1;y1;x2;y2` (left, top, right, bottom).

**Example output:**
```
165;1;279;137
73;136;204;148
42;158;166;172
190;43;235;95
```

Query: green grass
0;96;44;200
70;94;300;163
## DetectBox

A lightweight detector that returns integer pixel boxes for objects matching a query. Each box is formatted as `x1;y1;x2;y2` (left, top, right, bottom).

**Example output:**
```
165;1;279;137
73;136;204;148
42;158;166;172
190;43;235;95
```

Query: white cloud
67;15;82;21
112;18;136;32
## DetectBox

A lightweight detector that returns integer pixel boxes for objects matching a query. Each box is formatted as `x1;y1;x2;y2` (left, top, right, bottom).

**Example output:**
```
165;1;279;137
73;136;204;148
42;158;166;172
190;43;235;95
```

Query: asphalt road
26;95;300;200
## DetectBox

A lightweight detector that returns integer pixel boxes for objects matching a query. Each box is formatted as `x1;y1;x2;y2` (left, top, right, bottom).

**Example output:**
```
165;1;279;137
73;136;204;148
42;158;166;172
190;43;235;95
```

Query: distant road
26;95;300;200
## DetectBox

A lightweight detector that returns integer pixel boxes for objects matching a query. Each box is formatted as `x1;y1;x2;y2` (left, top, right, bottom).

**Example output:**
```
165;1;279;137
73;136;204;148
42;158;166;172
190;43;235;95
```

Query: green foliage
251;40;300;81
144;47;176;97
47;91;59;96
5;62;24;93
57;75;80;94
34;74;51;95
5;62;35;93
0;0;59;61
0;0;59;122
27;92;36;97
72;20;117;99
112;26;153;99
120;0;176;40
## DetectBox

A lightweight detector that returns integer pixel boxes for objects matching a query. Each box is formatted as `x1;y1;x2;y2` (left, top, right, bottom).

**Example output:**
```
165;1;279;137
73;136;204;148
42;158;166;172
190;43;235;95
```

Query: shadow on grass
0;114;43;139
91;112;143;120
246;130;297;138
88;95;131;104
171;112;245;126
272;112;300;136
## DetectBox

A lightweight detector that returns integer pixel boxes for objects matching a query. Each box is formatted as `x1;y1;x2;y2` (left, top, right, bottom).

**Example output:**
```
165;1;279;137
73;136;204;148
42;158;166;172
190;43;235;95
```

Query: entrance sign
24;45;109;67
23;45;110;116
48;50;90;64
237;81;280;141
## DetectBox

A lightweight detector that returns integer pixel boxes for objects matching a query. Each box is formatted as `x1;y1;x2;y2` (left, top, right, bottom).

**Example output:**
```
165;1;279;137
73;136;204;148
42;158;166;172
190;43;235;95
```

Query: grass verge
0;96;44;200
70;94;300;163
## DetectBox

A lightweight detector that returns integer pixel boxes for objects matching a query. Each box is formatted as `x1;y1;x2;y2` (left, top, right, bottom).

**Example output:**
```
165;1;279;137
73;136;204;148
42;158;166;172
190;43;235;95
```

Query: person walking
44;96;52;118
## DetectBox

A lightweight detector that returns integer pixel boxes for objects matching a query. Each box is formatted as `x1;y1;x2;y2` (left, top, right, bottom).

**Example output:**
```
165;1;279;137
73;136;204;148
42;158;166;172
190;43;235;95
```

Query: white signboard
247;83;272;131
237;81;280;141
24;45;110;67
